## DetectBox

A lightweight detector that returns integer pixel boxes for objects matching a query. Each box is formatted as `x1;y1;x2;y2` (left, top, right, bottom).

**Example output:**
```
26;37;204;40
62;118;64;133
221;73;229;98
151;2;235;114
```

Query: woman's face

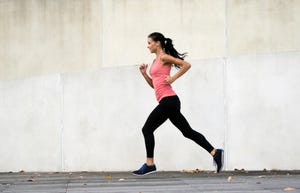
147;37;160;53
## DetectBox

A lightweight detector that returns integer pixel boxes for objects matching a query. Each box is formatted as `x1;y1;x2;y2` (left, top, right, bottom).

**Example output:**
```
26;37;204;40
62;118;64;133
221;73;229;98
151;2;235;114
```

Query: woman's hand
139;63;154;88
165;75;175;84
161;55;191;84
139;63;148;75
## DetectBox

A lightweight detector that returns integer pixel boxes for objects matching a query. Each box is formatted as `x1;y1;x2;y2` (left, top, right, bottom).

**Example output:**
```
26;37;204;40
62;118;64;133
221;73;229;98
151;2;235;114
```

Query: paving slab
1;171;300;193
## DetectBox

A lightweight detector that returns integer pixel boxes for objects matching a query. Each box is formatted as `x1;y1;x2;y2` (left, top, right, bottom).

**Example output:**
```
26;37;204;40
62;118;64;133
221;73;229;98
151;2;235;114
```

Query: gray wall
1;0;300;171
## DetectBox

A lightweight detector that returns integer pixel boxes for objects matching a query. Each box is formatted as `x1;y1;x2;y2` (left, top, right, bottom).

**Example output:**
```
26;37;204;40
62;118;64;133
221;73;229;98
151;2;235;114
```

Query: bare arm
139;64;153;88
161;54;191;84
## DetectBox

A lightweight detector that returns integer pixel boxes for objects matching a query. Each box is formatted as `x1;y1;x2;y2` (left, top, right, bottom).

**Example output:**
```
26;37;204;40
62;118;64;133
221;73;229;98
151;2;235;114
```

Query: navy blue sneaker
213;149;224;173
133;163;157;176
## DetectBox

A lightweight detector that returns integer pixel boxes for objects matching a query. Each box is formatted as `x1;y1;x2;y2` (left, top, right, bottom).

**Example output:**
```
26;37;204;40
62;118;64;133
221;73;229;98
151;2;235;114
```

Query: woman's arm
139;64;154;88
161;55;191;84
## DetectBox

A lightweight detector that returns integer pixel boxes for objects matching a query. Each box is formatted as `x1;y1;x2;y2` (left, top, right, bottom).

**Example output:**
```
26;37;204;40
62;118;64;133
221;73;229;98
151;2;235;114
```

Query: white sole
132;170;157;176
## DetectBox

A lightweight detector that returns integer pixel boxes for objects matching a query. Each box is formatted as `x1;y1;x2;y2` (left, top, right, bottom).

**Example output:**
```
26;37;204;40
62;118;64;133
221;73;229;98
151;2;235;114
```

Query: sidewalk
1;170;300;193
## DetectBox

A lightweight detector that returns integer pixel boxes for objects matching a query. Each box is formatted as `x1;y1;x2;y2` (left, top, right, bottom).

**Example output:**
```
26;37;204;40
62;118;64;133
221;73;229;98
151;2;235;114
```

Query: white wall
1;0;300;171
226;52;300;170
0;0;102;80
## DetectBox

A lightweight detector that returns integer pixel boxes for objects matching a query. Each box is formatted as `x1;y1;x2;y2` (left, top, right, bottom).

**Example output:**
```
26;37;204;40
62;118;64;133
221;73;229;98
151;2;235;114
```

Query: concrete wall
0;0;300;171
0;0;102;80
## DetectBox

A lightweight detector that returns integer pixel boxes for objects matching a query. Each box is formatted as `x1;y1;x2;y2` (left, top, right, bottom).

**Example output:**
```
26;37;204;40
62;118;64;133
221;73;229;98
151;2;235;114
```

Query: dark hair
148;32;187;68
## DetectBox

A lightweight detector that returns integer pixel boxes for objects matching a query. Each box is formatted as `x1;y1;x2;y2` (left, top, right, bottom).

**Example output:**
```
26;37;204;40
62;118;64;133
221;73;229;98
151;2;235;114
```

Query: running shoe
132;163;157;176
213;149;224;173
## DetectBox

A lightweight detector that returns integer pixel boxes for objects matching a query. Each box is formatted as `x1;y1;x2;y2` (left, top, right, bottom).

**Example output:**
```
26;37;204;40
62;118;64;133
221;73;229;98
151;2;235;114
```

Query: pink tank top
150;58;176;102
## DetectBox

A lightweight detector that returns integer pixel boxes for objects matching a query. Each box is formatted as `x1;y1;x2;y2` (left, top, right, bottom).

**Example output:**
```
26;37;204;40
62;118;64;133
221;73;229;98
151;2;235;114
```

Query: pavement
1;170;300;193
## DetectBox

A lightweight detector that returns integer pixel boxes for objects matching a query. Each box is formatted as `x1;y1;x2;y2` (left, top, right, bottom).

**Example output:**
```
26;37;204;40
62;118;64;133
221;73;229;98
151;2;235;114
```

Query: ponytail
148;32;187;68
164;38;187;60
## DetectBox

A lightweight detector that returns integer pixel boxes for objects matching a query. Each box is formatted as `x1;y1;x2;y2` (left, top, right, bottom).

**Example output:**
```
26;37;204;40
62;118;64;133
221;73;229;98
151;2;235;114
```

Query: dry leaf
104;174;112;179
234;168;245;172
181;169;204;173
27;176;35;182
227;176;232;182
283;187;295;191
181;170;194;173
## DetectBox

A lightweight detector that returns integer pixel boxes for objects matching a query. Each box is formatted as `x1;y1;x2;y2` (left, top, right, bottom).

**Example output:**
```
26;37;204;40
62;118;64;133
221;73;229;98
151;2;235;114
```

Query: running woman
133;32;224;176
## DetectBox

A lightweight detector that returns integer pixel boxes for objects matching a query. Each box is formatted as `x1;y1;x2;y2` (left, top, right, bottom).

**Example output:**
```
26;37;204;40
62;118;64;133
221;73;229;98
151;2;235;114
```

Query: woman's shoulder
160;54;172;60
161;54;175;62
161;54;176;65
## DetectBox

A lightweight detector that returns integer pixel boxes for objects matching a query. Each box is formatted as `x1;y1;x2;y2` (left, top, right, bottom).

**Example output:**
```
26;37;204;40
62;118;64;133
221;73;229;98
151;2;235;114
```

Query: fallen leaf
256;175;266;178
104;174;112;179
227;176;232;182
234;168;245;172
181;170;194;173
283;187;295;191
118;178;125;181
181;169;204;173
27;176;35;182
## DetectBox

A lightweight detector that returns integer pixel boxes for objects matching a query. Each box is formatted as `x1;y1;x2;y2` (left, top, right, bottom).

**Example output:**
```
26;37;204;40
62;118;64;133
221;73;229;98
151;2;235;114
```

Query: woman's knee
142;126;153;136
181;129;193;138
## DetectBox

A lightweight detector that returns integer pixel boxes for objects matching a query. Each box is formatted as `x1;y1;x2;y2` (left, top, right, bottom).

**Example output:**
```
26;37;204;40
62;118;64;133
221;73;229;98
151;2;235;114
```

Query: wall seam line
223;0;229;170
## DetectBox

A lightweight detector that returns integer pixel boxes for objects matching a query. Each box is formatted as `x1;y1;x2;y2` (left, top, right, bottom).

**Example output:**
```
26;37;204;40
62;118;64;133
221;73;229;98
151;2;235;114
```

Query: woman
133;32;224;176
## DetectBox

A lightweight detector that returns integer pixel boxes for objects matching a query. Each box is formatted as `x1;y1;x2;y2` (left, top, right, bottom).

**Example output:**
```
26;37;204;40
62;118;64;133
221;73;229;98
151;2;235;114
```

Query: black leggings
142;95;214;158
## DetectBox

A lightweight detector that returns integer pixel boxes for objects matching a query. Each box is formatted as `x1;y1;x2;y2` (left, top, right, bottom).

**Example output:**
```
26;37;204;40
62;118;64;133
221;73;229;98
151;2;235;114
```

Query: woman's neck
155;49;165;59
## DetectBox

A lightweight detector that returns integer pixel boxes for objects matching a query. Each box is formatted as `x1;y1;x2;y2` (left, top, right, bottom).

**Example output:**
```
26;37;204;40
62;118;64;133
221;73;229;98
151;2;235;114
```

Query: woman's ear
155;41;162;49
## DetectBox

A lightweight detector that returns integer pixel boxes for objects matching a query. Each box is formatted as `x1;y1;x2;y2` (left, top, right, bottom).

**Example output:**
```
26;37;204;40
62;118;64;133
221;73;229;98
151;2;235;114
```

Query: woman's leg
168;100;224;173
168;98;215;153
170;112;215;153
142;103;169;163
133;101;170;175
